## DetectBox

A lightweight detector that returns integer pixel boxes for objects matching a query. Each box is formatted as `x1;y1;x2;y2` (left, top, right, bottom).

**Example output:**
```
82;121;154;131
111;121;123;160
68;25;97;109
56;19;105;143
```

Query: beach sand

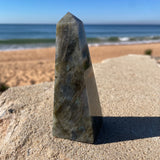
0;43;160;87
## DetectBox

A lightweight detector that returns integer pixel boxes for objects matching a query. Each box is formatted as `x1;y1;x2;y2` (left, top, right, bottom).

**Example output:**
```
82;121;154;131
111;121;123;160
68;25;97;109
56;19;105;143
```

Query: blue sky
0;0;160;24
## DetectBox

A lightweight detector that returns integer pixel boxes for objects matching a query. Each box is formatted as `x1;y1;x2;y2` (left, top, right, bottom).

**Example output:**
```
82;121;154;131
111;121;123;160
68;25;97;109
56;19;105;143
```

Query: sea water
0;24;160;50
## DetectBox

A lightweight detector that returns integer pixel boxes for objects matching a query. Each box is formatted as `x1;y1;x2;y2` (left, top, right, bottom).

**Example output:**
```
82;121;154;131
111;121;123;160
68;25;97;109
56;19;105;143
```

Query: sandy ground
0;43;160;87
0;55;159;159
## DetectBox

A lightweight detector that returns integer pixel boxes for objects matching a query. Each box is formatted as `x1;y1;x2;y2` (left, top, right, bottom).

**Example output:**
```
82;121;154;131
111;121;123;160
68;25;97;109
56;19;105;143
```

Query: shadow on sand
95;117;160;144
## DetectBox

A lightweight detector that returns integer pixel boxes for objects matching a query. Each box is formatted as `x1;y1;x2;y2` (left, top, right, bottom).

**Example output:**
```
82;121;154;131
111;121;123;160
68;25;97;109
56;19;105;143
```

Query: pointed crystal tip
58;12;82;24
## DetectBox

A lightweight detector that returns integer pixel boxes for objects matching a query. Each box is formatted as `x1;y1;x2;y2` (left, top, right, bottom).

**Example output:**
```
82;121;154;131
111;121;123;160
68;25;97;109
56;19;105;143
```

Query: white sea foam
88;39;160;47
1;39;160;51
119;37;129;41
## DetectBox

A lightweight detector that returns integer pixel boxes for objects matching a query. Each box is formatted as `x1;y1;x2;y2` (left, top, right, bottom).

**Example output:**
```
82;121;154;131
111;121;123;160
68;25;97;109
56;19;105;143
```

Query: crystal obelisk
53;12;102;143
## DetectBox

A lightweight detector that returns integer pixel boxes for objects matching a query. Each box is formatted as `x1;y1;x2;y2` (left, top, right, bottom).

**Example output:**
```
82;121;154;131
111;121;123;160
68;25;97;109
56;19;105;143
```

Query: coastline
0;42;160;87
1;38;160;51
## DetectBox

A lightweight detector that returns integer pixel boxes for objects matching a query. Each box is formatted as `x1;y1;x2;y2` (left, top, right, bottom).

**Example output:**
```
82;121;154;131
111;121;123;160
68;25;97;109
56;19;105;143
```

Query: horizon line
1;23;160;25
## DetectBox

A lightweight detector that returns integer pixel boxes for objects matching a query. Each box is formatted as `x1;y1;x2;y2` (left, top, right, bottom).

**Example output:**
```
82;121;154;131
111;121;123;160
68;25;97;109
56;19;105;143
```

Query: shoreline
0;42;160;87
1;39;160;51
89;40;160;47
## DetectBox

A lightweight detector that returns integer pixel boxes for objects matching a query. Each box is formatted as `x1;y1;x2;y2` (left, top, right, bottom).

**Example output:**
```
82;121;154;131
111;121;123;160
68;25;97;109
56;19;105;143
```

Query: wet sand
0;43;160;87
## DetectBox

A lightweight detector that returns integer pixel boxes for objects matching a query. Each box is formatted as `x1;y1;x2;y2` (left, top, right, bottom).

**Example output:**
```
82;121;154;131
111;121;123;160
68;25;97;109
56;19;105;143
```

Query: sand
0;55;160;159
0;43;160;87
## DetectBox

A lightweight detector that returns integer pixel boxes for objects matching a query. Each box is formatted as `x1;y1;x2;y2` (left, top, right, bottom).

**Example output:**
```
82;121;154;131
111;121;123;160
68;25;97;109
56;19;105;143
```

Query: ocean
0;24;160;50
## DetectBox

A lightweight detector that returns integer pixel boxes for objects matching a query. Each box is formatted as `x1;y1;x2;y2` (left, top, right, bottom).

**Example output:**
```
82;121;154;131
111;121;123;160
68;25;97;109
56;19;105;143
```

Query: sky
0;0;160;24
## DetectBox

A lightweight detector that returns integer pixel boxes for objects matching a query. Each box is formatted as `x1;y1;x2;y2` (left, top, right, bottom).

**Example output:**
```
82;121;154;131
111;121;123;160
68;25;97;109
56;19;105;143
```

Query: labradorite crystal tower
53;12;102;143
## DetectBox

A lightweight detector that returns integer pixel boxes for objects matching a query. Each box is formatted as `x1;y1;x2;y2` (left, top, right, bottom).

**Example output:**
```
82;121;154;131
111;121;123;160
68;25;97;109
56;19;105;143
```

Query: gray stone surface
53;13;102;143
0;55;160;159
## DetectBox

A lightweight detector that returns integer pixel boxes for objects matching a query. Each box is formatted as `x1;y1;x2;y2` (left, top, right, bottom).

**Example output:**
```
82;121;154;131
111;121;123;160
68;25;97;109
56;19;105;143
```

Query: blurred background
0;0;160;91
